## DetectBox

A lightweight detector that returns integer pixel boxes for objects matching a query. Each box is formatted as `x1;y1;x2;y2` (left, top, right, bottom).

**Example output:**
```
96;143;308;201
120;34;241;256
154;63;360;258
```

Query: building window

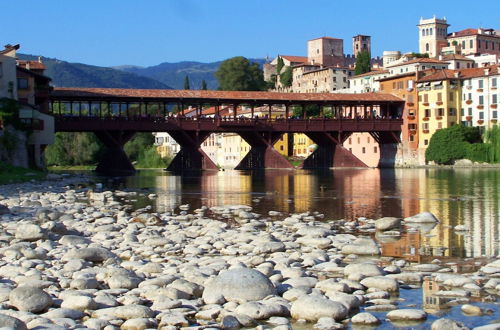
478;40;481;48
437;93;442;102
423;123;429;130
424;94;429;103
470;40;473;48
424;139;429;145
492;78;497;88
468;108;472;116
460;108;464;116
493;94;498;104
362;147;366;154
478;80;484;89
426;43;429;52
479;112;484;120
493;111;498;118
374;146;378;153
409;135;414;142
17;78;29;89
348;137;352;144
479;95;484;105
462;41;466;49
449;92;454;101
425;109;431;117
438;122;442;129
437;108;444;116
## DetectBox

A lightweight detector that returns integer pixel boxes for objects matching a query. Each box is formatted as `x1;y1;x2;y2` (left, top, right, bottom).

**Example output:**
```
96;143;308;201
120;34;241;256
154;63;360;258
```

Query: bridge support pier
167;131;218;171
235;132;293;169
94;131;136;176
370;131;401;167
301;132;368;168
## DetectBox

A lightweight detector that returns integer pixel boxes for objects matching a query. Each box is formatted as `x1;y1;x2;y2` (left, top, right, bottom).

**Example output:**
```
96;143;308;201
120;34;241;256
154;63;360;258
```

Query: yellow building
292;133;315;158
416;69;461;154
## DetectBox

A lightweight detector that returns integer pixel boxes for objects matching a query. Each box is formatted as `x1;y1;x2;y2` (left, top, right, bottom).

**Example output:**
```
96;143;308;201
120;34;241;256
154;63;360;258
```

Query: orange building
379;73;419;164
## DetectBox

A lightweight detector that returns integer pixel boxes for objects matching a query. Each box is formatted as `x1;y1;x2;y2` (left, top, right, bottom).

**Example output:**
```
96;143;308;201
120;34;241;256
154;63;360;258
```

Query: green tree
215;56;266;91
484;125;500;163
184;75;190;90
201;79;207;90
354;50;371;75
280;66;293;88
45;132;105;166
276;56;285;74
426;125;482;164
124;133;154;162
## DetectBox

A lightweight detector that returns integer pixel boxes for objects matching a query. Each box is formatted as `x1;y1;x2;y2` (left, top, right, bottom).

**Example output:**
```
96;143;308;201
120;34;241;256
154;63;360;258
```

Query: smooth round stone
0;313;28;330
9;286;53;313
461;304;482;316
61;295;97;311
202;268;276;304
92;305;154;320
291;295;348;322
360;276;399;292
344;263;383;278
351;312;380;325
375;217;401;231
121;317;157;330
431;318;469;330
15;224;44;241
63;247;117;262
387;309;427;321
404;212;439;223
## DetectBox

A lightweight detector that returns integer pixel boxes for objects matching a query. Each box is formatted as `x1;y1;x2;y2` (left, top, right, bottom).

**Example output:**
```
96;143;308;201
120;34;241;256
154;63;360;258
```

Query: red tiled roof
353;70;389;78
280;55;308;63
309;36;342;41
0;44;19;55
52;88;404;103
17;60;46;70
417;65;500;82
386;58;449;68
448;28;500;39
441;54;474;61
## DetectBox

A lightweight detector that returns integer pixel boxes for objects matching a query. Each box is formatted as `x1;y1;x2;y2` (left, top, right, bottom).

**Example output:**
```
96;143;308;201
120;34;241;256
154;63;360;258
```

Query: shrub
425;125;475;164
465;143;491;163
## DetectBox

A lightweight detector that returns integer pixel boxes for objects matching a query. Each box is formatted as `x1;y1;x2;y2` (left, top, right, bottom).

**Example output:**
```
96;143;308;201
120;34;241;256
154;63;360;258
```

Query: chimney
454;72;460;78
38;56;42;63
439;55;443;60
484;68;490;76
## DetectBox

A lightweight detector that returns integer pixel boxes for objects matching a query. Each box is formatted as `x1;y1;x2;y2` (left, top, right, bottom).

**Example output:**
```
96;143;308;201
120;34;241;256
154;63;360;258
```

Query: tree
426;125;482;164
280;66;293;88
276;56;285;74
124;133;155;162
45;132;105;166
215;56;266;91
184;75;190;90
354;50;371;75
201;80;207;90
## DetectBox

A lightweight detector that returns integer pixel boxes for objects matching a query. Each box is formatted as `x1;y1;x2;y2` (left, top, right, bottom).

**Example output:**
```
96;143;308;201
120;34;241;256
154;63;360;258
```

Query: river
90;167;500;261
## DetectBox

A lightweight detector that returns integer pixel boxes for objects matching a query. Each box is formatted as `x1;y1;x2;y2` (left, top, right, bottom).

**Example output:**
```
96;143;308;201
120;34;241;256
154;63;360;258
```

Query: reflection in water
110;168;499;259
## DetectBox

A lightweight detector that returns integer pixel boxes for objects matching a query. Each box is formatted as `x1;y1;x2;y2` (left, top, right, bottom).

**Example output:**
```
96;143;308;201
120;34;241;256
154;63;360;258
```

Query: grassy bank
0;162;46;185
48;165;96;171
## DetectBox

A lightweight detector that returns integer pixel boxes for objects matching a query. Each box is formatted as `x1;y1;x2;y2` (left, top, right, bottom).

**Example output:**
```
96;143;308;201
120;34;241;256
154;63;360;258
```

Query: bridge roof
51;88;403;104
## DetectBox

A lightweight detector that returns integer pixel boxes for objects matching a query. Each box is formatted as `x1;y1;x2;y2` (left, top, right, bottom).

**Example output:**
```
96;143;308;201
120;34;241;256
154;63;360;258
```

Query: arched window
426;43;430;52
422;29;426;37
429;28;433;35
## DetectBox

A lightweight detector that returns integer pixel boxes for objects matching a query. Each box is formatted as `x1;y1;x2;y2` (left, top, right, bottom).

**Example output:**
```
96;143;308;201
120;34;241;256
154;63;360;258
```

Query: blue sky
2;0;499;67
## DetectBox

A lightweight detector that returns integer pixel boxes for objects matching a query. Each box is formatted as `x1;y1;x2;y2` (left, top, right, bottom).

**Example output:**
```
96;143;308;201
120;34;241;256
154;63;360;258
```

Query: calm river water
90;167;500;261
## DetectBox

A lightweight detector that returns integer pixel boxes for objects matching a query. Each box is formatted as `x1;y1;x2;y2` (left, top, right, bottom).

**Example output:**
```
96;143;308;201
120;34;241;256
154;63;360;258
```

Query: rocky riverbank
0;175;498;329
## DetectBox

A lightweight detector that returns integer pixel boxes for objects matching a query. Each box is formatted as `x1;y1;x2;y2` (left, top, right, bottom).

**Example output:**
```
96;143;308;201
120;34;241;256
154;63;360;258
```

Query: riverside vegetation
0;174;497;329
45;133;171;169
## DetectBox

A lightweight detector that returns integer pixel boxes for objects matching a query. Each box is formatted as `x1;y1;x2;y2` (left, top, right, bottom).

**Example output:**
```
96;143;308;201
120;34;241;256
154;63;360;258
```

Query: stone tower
307;37;344;67
352;35;371;58
418;16;449;58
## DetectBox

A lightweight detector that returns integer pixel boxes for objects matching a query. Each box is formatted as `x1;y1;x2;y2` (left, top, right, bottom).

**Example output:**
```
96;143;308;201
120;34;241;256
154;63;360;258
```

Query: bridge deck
55;117;404;133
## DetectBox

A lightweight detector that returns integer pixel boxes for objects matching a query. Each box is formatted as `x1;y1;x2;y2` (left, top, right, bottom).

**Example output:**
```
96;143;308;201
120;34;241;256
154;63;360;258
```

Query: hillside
115;58;266;90
17;54;171;89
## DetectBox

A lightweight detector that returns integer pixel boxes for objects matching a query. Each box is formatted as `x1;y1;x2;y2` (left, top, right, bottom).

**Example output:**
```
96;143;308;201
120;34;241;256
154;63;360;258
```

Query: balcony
407;115;416;120
436;101;443;106
491;104;497;109
477;105;484;110
477;120;484;125
423;117;430;121
406;102;414;107
466;116;472;121
436;116;443;120
423;129;430;134
465;100;472;105
477;88;483;93
422;102;429;106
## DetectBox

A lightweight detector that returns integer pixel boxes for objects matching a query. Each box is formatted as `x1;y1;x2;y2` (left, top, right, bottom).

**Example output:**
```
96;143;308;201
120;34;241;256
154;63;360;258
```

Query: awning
431;81;443;86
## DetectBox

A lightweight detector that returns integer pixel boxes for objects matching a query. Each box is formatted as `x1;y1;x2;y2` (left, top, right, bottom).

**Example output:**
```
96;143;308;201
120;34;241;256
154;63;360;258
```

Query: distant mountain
114;58;266;90
17;54;171;89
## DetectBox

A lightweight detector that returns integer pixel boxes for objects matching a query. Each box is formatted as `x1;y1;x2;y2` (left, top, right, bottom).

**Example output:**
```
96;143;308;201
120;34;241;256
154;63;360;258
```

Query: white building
460;66;499;129
386;58;449;76
154;132;180;158
0;45;18;99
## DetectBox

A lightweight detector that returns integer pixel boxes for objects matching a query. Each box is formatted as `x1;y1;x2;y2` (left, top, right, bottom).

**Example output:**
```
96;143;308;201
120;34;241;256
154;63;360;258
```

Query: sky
2;0;499;68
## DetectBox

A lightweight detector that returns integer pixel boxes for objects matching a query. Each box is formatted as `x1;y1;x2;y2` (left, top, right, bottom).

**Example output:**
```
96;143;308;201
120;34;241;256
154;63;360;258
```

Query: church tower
418;16;449;58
